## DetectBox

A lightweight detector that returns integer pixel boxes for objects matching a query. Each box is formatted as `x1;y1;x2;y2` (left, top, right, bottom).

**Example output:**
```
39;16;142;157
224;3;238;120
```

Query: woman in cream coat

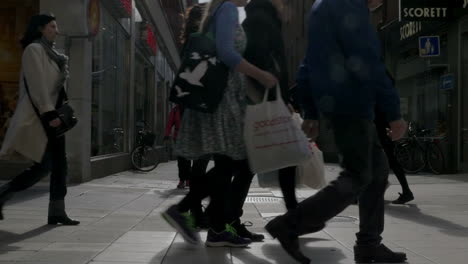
0;14;79;225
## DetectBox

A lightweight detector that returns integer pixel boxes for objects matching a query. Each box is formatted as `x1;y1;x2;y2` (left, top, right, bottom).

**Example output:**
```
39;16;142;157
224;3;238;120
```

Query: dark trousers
278;166;298;210
211;161;297;225
178;159;209;215
208;155;235;231
379;137;412;194
226;159;255;224
7;136;68;201
285;117;389;246
177;156;192;181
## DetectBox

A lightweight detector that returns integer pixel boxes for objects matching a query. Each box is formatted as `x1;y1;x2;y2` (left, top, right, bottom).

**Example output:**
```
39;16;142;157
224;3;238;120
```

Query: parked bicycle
394;123;445;174
131;123;158;172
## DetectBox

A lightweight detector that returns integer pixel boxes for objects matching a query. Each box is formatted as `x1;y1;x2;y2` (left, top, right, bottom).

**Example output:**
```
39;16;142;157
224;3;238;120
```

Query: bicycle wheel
131;145;159;172
426;143;445;174
395;143;425;174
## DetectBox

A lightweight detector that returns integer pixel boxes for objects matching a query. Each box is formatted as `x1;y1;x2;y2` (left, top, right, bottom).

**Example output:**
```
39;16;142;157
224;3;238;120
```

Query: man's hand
49;118;61;128
302;119;319;141
388;119;407;141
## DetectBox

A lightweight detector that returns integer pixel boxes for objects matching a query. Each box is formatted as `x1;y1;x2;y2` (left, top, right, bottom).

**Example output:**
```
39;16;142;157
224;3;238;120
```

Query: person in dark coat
265;0;408;263
243;0;299;212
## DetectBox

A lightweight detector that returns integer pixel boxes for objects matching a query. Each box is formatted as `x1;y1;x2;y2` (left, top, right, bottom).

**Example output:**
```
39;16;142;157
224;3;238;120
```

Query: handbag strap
262;84;282;103
23;77;43;120
23;77;67;118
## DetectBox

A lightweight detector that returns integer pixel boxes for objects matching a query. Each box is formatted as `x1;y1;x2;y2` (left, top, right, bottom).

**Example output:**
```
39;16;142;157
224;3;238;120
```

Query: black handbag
169;4;228;113
24;77;78;138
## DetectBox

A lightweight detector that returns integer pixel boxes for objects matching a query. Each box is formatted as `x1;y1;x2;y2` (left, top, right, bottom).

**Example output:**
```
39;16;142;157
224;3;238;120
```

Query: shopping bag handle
262;84;282;103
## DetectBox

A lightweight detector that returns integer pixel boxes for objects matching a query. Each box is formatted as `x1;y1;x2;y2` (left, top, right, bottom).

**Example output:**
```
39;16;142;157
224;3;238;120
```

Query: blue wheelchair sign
440;74;454;90
419;36;440;57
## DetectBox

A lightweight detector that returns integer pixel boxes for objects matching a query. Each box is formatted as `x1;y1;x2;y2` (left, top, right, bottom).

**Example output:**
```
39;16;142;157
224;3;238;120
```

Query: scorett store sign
400;0;468;21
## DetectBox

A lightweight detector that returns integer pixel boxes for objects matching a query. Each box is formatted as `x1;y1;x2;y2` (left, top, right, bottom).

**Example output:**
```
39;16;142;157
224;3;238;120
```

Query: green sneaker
162;205;200;244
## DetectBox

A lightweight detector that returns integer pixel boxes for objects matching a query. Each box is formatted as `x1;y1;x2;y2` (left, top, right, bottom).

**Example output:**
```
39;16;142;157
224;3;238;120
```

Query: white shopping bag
244;85;311;174
297;143;326;189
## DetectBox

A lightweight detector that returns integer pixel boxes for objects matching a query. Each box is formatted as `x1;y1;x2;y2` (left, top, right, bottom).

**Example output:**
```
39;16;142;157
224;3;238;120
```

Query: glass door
460;19;468;171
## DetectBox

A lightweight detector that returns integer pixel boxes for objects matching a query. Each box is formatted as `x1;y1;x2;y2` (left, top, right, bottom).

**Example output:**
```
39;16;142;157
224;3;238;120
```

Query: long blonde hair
200;0;227;31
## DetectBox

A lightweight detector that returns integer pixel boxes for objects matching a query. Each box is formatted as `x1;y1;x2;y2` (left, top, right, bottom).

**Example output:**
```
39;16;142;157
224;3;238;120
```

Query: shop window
91;7;130;156
134;50;155;138
0;0;38;147
155;76;167;145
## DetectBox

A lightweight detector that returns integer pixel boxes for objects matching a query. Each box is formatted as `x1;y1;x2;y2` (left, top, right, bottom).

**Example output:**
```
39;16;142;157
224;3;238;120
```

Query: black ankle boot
48;200;80;225
265;215;310;264
354;244;407;263
0;184;13;220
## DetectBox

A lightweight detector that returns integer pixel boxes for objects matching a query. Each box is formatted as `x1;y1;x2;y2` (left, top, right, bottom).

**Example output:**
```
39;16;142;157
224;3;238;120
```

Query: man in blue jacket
265;0;408;263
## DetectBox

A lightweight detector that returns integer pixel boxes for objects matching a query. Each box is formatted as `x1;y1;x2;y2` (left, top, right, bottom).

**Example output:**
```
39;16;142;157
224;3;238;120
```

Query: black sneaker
354;244;407;263
391;192;414;205
162;205;200;244
232;221;265;242
205;224;252;248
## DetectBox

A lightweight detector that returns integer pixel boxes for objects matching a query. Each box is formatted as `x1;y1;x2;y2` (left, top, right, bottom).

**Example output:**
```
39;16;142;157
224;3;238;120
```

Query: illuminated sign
88;0;100;37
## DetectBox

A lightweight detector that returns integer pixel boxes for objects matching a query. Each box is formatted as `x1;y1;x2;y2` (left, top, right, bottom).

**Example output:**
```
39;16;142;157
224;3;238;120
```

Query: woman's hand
259;71;278;89
49;118;62;128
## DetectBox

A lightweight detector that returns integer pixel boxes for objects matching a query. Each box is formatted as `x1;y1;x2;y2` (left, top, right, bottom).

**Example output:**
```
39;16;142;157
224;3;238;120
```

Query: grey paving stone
105;242;171;253
40;242;109;252
18;250;98;264
89;262;140;264
114;231;176;244
3;162;468;264
0;242;50;251
163;246;231;264
0;251;35;261
93;250;165;263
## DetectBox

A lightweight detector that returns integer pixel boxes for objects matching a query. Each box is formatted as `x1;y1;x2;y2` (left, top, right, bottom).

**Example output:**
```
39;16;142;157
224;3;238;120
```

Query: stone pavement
1;161;468;264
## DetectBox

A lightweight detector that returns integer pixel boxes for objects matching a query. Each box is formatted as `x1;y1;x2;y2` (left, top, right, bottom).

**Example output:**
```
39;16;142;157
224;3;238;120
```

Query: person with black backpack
163;0;278;248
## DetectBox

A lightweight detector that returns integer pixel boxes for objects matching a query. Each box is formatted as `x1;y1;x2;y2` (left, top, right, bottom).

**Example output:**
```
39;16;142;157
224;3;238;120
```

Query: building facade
371;0;468;173
0;0;186;182
279;0;468;172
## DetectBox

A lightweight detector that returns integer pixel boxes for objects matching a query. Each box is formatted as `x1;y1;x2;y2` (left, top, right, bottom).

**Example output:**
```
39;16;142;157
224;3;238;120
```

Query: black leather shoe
233;221;265;242
354;244;407;263
0;185;13;220
392;192;414;205
265;216;310;264
48;216;80;225
297;223;326;237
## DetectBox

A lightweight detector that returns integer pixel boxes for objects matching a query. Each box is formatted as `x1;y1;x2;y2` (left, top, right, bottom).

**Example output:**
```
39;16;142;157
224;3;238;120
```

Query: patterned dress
174;27;248;160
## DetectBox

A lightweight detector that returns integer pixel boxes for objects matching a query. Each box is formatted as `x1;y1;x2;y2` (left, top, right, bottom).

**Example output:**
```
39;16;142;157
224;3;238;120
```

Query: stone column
41;0;93;182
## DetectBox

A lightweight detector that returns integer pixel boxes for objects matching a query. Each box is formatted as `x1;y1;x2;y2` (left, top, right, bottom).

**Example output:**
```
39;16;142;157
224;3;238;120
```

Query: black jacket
242;0;289;102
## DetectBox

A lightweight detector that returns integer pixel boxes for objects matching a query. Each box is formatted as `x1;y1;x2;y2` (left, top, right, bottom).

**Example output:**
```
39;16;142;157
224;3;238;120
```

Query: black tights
279;166;298;210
